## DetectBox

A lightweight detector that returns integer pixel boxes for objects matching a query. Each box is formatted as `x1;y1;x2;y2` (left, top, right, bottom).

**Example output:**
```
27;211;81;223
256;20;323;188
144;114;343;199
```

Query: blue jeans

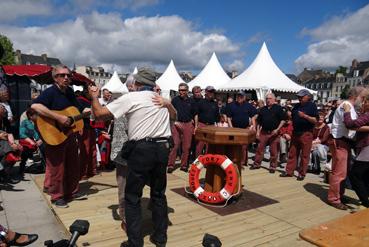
125;140;169;247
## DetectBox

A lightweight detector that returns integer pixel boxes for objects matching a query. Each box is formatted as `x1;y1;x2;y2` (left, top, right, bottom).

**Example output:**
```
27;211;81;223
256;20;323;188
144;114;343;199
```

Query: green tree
340;84;350;99
335;66;347;76
0;34;15;65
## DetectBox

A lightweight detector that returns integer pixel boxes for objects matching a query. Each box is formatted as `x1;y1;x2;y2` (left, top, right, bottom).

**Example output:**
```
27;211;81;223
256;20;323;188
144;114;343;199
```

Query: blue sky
1;0;368;74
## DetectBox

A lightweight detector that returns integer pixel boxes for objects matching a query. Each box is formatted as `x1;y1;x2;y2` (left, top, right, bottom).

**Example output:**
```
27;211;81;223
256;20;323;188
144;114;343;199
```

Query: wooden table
299;208;369;247
195;126;255;193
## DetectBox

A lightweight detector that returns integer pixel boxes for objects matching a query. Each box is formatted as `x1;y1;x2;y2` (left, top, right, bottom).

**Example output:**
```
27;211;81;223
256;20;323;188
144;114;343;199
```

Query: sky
0;0;368;75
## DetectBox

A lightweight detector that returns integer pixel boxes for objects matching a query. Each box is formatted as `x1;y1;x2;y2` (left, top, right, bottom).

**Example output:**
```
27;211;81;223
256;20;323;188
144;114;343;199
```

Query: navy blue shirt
291;101;318;134
257;104;287;131
197;98;220;125
171;96;195;122
226;102;257;128
33;84;82;111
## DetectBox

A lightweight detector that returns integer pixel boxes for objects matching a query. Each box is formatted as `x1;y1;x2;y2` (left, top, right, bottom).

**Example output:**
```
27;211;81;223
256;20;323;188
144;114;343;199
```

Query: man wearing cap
250;93;286;173
226;91;257;166
280;89;318;181
167;83;196;173
89;68;176;247
194;86;220;157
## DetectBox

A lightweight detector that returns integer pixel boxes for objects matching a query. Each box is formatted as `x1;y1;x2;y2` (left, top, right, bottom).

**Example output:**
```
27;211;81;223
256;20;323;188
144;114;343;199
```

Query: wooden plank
300;208;369;247
32;164;359;247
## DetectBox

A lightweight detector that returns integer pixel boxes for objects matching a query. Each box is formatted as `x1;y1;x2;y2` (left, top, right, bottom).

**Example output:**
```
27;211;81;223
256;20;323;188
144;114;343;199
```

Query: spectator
226;91;257;166
280;89;318;181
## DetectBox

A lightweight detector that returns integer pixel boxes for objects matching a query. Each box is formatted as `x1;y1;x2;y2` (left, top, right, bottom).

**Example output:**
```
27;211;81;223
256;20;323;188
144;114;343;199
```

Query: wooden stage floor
34;164;362;247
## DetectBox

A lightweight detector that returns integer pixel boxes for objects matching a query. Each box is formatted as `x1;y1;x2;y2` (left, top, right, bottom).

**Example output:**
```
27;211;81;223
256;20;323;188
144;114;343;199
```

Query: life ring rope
185;154;240;207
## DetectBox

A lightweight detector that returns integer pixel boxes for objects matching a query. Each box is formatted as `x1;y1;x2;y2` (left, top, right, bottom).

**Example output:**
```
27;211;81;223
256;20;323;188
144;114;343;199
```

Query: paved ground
0;172;68;246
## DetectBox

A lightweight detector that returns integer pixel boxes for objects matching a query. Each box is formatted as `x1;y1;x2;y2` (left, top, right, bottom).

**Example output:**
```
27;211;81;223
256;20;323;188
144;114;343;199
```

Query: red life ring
188;154;238;204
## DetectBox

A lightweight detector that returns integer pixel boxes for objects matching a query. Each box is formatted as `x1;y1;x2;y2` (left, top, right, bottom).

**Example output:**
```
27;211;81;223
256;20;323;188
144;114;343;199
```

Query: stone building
14;50;62;66
75;66;112;87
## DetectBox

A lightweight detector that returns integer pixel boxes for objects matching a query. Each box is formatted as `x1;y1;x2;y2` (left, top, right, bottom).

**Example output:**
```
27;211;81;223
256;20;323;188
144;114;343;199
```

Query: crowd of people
0;63;369;247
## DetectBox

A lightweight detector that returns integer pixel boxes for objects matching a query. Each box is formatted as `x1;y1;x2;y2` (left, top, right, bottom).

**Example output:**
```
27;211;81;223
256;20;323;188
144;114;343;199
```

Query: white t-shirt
330;101;357;139
106;91;171;141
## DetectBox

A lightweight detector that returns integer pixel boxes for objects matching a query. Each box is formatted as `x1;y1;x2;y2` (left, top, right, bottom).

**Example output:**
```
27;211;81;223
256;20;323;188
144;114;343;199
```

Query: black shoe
150;235;166;247
52;199;69;208
296;175;305;181
120;241;131;247
7;232;38;246
180;166;188;172
167;167;174;174
279;173;292;177
249;165;260;170
269;169;275;174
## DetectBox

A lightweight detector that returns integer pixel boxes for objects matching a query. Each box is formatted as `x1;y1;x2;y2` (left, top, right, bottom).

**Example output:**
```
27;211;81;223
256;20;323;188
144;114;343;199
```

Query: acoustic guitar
36;106;90;146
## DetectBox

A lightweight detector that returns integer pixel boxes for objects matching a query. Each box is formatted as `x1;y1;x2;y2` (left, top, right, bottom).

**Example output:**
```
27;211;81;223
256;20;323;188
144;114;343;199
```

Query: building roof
18;53;62;66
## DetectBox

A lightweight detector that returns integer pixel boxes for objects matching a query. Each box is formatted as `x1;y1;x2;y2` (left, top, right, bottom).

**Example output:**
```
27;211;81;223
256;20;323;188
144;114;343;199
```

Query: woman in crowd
18;108;44;176
310;111;331;174
343;93;369;208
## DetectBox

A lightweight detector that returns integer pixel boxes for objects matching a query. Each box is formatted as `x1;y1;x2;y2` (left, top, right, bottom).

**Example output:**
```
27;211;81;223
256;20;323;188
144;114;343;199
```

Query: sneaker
249;165;260;170
296;175;305;181
52;199;69;208
167;167;174;174
279;172;292;178
269;169;275;174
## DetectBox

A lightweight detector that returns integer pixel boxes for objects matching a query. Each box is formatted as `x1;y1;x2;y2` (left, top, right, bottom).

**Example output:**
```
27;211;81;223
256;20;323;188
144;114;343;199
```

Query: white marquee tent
188;52;231;90
102;71;128;95
219;42;315;99
156;60;184;99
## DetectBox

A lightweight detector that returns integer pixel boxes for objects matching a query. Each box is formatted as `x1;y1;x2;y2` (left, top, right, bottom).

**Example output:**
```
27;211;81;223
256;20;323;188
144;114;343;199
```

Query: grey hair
52;65;70;78
265;92;276;99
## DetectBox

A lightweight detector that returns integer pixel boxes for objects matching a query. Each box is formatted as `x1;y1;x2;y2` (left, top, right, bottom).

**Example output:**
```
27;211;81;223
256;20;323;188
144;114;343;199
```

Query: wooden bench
299;208;369;247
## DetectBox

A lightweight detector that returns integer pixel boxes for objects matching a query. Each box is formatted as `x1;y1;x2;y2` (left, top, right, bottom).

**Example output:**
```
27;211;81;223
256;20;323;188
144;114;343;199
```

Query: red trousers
285;131;313;177
168;122;193;168
328;138;351;204
254;131;280;169
78;128;97;178
45;135;80;201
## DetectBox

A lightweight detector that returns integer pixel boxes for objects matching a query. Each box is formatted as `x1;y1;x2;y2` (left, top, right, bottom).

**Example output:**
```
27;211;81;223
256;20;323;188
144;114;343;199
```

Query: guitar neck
72;112;90;122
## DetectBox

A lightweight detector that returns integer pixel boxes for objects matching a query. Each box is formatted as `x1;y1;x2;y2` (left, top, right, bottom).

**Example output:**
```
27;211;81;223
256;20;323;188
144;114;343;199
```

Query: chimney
15;50;22;64
41;53;47;63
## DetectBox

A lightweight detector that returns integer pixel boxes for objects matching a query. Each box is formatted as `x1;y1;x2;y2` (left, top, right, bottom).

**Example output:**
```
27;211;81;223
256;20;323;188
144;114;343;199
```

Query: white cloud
295;4;369;71
0;0;52;21
225;59;244;72
1;12;239;72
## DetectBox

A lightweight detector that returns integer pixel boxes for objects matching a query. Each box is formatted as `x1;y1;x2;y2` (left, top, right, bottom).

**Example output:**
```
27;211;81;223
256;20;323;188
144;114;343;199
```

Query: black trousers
349;160;369;207
125;140;169;247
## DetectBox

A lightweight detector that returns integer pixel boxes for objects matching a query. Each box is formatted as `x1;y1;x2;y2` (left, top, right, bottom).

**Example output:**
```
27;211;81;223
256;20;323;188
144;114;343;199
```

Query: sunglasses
178;89;188;92
56;73;71;78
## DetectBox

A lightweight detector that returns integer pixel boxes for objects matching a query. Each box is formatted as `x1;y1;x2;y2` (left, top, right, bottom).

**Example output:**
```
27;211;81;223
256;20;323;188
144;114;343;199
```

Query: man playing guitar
31;65;87;208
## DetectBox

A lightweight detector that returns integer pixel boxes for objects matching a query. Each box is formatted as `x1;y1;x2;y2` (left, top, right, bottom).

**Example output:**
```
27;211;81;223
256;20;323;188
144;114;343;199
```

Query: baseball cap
237;91;246;96
205;86;216;92
133;68;157;87
296;89;311;97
